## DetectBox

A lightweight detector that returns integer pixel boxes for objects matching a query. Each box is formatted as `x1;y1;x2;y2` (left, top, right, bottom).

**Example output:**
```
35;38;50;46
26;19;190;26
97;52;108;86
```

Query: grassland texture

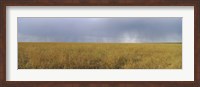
18;43;182;69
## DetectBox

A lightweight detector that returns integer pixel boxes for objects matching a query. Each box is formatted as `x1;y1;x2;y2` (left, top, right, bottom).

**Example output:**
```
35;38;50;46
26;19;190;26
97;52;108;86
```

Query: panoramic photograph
18;17;182;69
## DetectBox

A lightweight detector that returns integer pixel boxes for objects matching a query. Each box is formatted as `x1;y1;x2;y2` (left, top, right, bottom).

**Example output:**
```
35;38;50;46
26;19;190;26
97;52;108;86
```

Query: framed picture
0;0;199;87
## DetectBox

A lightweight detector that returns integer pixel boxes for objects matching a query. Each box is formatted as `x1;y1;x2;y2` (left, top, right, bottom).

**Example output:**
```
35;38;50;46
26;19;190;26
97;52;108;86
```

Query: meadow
18;42;182;69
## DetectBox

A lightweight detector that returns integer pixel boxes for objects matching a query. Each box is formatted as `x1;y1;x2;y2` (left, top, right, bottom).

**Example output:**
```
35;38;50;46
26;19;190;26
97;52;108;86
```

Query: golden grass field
18;42;182;69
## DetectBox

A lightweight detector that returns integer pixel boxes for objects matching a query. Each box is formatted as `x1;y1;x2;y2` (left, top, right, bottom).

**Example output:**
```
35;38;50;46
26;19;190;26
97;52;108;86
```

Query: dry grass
18;42;182;69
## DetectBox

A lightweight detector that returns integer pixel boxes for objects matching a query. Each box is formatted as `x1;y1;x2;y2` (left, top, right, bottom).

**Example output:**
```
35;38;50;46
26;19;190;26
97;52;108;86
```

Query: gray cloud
18;17;182;43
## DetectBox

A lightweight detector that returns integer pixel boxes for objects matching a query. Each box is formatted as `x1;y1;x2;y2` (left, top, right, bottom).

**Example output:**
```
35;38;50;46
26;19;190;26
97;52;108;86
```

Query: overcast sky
18;17;182;43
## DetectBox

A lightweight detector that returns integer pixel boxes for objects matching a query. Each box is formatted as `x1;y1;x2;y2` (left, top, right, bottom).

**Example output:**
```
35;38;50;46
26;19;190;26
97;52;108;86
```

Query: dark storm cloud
18;17;182;43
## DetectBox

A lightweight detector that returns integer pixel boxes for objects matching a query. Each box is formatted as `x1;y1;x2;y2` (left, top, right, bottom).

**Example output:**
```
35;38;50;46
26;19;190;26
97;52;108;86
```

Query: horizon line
18;42;182;43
